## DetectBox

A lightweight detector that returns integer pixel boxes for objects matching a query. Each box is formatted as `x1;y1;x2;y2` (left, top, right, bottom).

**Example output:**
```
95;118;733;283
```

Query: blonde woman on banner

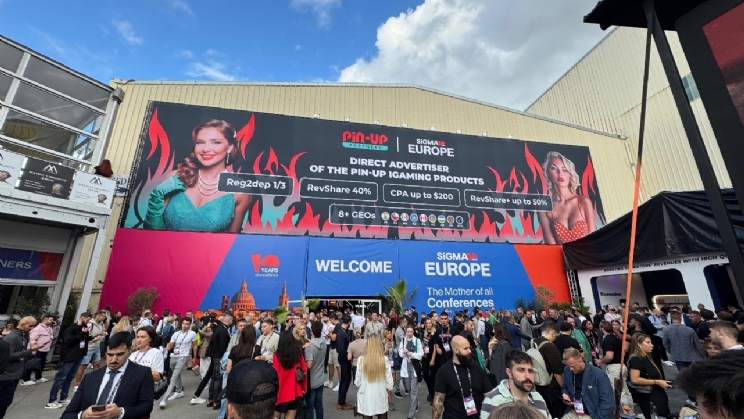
538;151;595;244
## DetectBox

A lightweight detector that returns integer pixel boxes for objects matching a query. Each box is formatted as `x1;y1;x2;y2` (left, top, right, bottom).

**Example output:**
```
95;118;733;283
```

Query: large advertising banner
101;230;569;314
303;238;570;311
307;237;398;296
398;241;538;311
99;229;307;315
122;101;605;243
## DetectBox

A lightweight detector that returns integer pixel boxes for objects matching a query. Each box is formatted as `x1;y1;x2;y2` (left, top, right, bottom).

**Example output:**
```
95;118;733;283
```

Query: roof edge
109;79;620;139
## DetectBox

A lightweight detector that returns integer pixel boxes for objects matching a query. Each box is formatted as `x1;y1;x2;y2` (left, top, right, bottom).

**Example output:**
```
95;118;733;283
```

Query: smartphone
92;405;106;412
669;380;676;388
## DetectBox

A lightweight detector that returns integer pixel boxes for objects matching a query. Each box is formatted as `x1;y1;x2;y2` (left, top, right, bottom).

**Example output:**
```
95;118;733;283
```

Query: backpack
526;339;553;386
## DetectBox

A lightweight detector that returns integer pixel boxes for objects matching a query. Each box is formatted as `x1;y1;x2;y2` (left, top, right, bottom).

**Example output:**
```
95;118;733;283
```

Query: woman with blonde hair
355;335;394;419
537;151;596;244
293;322;310;348
111;316;133;339
627;333;671;419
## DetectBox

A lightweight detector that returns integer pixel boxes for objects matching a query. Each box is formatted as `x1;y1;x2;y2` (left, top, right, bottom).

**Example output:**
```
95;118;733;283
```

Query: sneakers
20;380;36;386
191;397;207;404
662;360;674;367
59;399;71;405
37;377;49;383
159;400;167;409
168;391;184;401
333;384;340;392
394;391;403;399
45;402;63;409
389;403;395;411
324;380;333;388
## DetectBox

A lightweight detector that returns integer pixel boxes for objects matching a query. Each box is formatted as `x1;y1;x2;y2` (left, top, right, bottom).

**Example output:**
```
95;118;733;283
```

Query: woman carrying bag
626;333;672;419
273;330;308;419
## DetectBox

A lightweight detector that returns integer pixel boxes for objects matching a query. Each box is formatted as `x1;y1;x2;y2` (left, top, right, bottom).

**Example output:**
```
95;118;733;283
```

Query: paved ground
8;364;688;419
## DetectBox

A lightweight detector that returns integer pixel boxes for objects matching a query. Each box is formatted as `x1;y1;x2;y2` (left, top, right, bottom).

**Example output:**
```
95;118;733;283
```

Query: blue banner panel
398;241;536;312
0;246;63;281
307;237;399;296
199;235;309;311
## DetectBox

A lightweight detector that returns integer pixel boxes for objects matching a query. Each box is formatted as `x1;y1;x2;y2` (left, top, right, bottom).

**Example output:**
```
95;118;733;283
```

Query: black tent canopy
563;189;744;270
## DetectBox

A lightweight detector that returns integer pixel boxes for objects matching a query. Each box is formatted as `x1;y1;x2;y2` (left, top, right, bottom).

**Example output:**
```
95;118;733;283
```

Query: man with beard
560;348;614;419
432;336;492;419
480;350;549;418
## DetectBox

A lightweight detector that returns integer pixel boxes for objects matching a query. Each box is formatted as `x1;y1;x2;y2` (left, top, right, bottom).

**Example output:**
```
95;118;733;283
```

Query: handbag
626;378;652;394
296;365;306;382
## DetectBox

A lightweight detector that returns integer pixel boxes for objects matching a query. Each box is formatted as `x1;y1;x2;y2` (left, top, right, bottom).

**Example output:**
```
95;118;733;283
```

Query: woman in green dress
145;119;251;233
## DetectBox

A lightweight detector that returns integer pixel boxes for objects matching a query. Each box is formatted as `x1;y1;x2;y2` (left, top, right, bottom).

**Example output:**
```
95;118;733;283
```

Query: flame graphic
132;112;600;243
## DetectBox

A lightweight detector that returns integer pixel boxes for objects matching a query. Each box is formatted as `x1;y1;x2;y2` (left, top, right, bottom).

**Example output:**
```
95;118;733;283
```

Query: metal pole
643;1;744;304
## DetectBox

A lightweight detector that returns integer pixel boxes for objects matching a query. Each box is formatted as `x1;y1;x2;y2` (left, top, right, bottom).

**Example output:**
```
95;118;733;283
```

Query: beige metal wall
527;27;731;202
80;81;637;308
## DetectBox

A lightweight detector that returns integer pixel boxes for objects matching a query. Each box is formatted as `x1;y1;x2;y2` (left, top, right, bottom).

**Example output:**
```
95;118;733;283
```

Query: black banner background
123;101;605;242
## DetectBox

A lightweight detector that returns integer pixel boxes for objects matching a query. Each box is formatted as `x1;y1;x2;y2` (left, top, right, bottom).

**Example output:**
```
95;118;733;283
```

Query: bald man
0;316;38;417
432;335;493;419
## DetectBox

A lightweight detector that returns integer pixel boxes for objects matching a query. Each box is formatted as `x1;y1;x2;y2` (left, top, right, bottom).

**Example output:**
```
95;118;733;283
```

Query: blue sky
0;0;608;110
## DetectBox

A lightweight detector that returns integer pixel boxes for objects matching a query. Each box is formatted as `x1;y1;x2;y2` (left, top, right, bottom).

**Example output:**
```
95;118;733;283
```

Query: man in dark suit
61;332;153;419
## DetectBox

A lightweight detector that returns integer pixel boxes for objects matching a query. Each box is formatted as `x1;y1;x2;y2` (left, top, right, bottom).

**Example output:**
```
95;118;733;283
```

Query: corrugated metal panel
526;27;731;202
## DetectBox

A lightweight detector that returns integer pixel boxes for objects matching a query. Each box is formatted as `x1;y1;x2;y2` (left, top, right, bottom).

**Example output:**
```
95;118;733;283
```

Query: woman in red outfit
273;330;308;419
538;151;596;244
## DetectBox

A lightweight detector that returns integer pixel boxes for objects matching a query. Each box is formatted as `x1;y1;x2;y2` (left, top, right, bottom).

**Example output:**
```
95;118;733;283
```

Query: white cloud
337;0;607;110
165;0;194;16
185;60;236;81
173;49;195;59
112;19;143;45
295;44;302;50
291;0;341;27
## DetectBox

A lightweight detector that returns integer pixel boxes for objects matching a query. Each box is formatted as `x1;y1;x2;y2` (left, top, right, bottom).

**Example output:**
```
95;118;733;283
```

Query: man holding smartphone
61;331;154;419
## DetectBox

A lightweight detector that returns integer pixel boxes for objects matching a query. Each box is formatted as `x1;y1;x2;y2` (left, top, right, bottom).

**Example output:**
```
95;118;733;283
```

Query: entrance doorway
0;284;53;315
313;298;382;315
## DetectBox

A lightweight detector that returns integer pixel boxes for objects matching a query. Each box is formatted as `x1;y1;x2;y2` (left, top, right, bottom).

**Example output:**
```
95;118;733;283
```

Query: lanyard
106;371;122;404
452;362;472;398
173;331;189;348
134;349;149;364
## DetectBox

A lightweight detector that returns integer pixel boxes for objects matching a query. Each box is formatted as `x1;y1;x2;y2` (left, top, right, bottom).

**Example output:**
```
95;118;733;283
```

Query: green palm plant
379;278;418;313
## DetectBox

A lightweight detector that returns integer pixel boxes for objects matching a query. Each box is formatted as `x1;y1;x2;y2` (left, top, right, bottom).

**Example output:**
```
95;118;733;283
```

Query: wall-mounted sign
113;175;130;196
17;158;74;199
0;150;24;189
0;246;64;281
70;171;116;208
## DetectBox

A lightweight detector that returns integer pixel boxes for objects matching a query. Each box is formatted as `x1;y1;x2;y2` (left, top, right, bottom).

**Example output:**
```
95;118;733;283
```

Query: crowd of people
1;302;744;419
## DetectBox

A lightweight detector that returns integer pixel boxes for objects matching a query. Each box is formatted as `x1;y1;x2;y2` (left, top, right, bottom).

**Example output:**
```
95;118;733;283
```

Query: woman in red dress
273;330;308;419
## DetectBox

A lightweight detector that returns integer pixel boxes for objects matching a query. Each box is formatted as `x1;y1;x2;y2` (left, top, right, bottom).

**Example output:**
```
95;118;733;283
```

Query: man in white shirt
351;309;365;331
709;321;744;350
155;309;171;334
159;317;198;409
257;319;279;363
138;311;153;328
399;325;423;419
